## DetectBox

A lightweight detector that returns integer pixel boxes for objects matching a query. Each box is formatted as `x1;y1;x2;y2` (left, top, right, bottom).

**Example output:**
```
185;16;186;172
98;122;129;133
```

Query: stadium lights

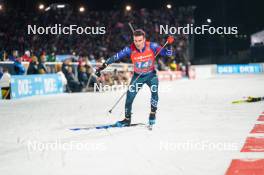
57;4;66;9
206;18;212;23
45;6;50;11
44;3;68;12
125;5;131;11
166;4;172;9
79;6;85;12
39;4;45;10
0;4;3;11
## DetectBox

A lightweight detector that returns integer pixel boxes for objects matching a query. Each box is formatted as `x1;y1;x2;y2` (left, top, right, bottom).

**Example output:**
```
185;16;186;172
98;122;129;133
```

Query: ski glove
95;63;108;77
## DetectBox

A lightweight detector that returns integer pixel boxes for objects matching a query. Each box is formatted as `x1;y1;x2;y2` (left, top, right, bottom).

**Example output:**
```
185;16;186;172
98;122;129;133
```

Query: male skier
95;29;174;127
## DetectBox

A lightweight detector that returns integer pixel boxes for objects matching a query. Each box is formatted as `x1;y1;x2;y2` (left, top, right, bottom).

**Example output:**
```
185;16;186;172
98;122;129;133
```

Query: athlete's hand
95;63;108;77
167;36;174;44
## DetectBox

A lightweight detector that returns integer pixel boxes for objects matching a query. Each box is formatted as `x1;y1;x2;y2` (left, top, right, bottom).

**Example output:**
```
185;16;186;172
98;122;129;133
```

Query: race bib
135;60;153;69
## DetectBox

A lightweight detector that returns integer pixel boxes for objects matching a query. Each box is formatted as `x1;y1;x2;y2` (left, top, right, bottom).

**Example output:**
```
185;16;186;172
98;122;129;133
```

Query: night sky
4;0;263;34
2;0;264;58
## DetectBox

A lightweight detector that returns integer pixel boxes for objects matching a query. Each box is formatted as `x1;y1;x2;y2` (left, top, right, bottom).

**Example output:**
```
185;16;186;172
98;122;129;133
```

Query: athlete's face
133;35;146;51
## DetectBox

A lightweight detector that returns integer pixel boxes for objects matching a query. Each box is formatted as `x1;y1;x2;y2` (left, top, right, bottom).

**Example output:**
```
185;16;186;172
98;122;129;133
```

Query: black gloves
95;62;108;77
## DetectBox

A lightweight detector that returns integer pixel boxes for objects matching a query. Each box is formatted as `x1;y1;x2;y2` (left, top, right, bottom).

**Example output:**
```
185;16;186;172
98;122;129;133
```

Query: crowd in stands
0;7;193;65
0;54;131;94
0;7;194;95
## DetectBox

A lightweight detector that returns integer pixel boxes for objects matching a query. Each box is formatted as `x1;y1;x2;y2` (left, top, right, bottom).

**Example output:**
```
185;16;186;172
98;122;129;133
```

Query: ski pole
108;72;142;113
128;22;135;32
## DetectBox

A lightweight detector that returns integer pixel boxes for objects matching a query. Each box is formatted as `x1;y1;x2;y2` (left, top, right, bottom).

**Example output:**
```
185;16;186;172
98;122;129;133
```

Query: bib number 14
135;60;152;69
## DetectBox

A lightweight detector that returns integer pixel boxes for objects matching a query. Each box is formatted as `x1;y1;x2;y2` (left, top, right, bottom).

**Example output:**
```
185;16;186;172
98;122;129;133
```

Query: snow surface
0;74;264;175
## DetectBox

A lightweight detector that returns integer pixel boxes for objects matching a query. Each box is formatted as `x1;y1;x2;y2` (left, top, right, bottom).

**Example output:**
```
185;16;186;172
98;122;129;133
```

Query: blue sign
10;74;63;99
217;64;263;74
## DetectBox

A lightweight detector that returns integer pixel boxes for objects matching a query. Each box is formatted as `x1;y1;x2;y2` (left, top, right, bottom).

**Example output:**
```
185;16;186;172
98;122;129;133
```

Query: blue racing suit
106;42;172;118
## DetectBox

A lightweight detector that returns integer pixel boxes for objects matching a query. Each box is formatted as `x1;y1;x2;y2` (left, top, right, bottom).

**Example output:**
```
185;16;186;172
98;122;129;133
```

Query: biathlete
95;29;174;127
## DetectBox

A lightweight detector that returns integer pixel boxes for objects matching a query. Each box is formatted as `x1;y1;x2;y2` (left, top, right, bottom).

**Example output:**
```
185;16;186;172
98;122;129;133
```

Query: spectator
27;56;39;74
103;72;113;86
119;70;130;85
62;59;72;76
38;53;48;74
157;59;167;71
112;69;122;85
0;66;3;79
89;54;96;66
0;51;8;61
0;67;11;99
65;66;82;92
9;50;18;62
169;60;177;71
46;52;56;62
13;57;25;75
0;52;2;61
78;65;88;88
21;50;32;62
55;64;67;91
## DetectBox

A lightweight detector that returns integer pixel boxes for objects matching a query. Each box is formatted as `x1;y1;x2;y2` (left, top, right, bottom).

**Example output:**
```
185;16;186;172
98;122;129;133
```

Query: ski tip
232;100;245;104
69;128;81;131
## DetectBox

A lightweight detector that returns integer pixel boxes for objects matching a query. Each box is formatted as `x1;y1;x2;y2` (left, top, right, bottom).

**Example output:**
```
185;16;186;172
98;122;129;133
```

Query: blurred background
0;0;263;96
0;0;263;64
